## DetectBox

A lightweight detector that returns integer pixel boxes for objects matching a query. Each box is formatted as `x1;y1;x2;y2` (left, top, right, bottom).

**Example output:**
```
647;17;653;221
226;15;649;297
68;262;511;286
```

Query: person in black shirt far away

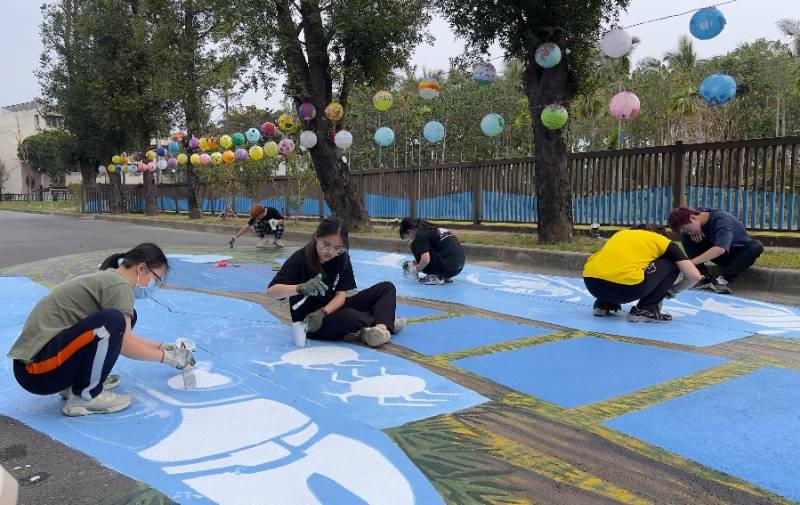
668;206;764;295
398;218;466;285
266;217;406;347
230;204;286;249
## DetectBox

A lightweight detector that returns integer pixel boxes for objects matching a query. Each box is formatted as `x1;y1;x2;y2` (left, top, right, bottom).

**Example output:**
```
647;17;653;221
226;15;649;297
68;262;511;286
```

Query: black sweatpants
14;309;127;400
584;258;680;311
307;281;397;341
681;236;763;281
259;223;285;240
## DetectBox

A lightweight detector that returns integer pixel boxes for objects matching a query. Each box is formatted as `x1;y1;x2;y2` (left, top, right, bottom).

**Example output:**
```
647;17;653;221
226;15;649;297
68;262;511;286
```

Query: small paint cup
292;322;307;347
175;338;196;351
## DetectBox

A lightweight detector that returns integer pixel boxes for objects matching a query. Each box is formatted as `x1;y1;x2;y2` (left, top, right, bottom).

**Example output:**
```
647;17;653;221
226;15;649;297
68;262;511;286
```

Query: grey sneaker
361;326;391;347
256;237;270;249
393;317;407;335
59;374;121;399
273;239;284;248
62;389;133;417
710;276;732;294
419;274;444;285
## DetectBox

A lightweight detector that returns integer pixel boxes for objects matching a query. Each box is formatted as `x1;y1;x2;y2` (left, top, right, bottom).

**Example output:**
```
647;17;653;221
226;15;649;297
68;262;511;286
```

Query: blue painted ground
396;316;551;356
395;304;443;319
606;367;800;503
453;336;728;408
0;277;48;329
165;255;274;293
347;250;800;345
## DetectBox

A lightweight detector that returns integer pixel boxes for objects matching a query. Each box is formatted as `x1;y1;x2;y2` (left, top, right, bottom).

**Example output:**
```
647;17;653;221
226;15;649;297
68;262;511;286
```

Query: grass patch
0;200;81;213
759;249;800;270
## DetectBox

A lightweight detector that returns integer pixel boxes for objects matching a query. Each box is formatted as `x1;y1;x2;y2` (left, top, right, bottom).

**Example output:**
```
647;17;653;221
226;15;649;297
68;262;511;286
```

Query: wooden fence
83;135;800;231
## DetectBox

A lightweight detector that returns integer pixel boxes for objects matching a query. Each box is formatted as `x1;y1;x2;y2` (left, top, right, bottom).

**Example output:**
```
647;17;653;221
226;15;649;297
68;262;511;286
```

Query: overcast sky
1;0;789;113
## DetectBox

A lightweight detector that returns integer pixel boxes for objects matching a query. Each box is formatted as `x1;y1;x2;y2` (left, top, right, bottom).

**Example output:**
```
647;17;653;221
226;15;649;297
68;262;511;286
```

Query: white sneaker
361;327;391;347
59;374;121;399
62;389;133;417
256;237;270;249
393;317;407;335
273;239;284;248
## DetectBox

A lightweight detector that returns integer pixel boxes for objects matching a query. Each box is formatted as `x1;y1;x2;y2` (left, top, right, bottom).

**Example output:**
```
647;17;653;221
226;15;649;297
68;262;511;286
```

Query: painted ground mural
2;248;800;504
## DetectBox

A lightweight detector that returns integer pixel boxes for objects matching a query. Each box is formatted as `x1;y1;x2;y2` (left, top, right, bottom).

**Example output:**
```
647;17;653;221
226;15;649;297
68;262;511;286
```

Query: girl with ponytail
398;217;466;285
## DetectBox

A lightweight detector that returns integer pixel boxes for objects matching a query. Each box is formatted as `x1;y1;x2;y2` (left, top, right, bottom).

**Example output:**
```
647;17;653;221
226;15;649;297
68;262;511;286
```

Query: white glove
162;348;196;370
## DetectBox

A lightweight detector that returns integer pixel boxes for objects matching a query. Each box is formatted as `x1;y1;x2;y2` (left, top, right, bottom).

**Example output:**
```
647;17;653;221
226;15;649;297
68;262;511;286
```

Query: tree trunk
108;171;123;214
308;135;370;229
142;170;158;215
180;1;203;220
79;159;97;190
525;41;573;243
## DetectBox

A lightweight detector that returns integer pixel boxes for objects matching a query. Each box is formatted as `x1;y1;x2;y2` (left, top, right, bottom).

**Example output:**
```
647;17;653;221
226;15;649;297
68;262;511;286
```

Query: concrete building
0;100;63;196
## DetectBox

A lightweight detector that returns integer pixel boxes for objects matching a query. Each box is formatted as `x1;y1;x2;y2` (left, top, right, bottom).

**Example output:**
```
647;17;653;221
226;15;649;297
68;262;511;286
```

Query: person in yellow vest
582;225;703;322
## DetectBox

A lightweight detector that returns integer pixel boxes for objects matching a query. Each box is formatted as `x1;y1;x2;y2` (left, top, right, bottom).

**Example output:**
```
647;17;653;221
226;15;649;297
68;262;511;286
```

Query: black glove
229;236;236;248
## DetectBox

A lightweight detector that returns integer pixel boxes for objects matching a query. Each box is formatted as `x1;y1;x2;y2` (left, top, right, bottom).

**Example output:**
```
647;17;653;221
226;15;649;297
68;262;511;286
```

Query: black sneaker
627;306;673;323
592;300;623;317
709;276;732;294
419;274;444;285
443;277;455;284
693;275;714;290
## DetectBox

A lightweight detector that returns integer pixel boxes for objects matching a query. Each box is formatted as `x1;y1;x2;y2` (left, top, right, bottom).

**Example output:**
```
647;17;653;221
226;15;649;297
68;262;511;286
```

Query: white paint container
175;337;196;351
292;322;307;347
0;464;18;505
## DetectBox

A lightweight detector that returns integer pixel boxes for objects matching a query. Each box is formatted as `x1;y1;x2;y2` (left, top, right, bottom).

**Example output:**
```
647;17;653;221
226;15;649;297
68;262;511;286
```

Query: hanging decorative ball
198;137;209;151
107;165;116;173
334;130;353;149
198;154;211;165
600;28;633;58
423;121;445;144
128;164;137;174
480;113;505;137
189;153;201;165
219;135;233;149
472;62;497;85
535;42;562;69
156;159;167;170
373;91;393;112
249;145;264;160
299;130;318;149
264;141;279;158
278;114;295;132
541;104;569;130
131;152;142;162
699;73;737;106
210;152;223;165
261;122;277;137
137;162;146;172
112;155;121;164
98;165;107;174
325;102;344;122
119;155;128;165
207;136;219;150
374;127;395;147
609;91;641;120
173;131;185;142
298;102;317;121
168;141;181;154
231;132;246;146
156;146;166;157
418;80;441;100
245;128;261;143
120;164;129;173
222;150;235;164
690;7;726;40
146;161;156;172
234;148;249;161
146;150;157;160
279;138;296;155
188;137;200;150
167;158;178;169
177;153;188;165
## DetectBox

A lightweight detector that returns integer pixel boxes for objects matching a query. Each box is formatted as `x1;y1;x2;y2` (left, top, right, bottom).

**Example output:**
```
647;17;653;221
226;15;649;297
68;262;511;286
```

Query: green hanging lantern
541;104;568;130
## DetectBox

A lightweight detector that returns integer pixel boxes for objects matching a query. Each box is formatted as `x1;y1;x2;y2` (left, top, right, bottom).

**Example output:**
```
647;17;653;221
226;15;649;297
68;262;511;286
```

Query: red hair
250;204;266;219
668;206;701;232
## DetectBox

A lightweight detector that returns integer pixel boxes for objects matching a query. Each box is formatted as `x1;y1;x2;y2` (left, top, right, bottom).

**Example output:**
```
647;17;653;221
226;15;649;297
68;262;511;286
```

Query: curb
4;208;798;295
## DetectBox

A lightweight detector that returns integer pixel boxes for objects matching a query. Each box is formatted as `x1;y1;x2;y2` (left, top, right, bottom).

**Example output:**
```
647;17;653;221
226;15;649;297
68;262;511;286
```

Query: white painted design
326;367;458;407
167;254;234;264
167;362;232;390
463;272;582;298
138;395;415;505
254;346;374;371
354;253;406;268
701;297;800;334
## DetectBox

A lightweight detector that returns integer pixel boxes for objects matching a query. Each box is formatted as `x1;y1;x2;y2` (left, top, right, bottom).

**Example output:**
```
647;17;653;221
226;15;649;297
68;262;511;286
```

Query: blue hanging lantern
245;127;261;143
690;7;726;40
535;43;562;69
480;113;505;137
155;146;166;157
699;73;736;106
168;141;181;154
373;127;395;147
423;121;445;144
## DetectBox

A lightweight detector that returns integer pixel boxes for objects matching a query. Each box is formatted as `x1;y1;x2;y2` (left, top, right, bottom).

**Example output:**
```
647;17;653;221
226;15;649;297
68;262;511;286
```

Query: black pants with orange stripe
14;309;126;400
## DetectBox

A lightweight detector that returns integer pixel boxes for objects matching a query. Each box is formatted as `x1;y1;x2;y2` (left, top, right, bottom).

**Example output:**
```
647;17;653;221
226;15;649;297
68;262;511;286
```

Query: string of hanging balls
97;7;735;174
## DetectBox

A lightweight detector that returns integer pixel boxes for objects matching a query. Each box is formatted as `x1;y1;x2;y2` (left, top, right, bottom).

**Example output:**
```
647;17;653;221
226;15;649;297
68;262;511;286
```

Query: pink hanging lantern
609;91;640;120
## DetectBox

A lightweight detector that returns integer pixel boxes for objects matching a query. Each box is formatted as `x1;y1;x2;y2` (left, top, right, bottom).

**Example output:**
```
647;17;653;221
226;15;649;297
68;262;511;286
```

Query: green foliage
18;130;77;185
284;154;319;215
194;158;279;200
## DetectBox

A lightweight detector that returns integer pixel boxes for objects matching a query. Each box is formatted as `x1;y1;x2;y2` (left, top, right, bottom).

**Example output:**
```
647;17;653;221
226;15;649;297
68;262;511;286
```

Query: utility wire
623;0;740;29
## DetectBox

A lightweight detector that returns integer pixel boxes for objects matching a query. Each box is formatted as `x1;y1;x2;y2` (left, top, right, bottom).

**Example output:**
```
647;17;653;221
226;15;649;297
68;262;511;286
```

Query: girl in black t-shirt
267;217;405;347
399;218;466;285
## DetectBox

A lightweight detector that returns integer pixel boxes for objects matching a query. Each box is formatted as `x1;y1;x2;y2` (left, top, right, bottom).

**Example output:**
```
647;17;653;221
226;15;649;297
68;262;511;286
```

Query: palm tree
777;18;800;57
663;35;697;72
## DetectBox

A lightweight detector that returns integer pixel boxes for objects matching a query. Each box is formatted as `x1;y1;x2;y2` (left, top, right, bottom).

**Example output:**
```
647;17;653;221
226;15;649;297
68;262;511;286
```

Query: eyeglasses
318;240;346;256
148;267;166;288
